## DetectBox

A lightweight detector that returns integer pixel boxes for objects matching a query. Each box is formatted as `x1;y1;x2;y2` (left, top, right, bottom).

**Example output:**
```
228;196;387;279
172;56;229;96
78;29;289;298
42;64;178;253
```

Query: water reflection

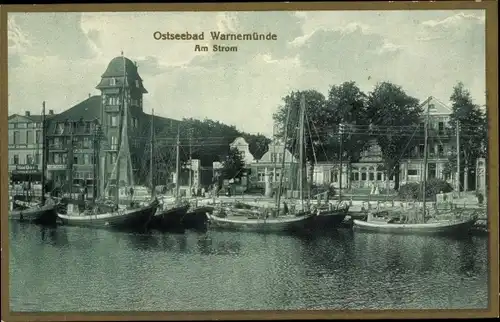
9;221;489;312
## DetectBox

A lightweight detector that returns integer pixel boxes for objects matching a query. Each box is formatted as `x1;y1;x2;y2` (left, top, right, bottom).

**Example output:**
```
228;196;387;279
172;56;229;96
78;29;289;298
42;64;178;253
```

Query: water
9;222;489;312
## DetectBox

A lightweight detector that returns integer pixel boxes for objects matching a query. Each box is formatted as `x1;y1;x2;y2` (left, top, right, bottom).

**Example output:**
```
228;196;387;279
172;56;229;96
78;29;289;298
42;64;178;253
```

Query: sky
7;10;485;137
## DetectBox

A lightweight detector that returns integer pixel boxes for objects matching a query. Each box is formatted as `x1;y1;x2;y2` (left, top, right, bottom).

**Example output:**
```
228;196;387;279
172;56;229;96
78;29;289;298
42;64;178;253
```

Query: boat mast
421;100;430;220
150;109;155;198
41;101;46;205
276;98;293;214
175;125;181;202
338;123;344;201
189;128;192;196
92;119;99;202
299;94;306;208
456;120;461;197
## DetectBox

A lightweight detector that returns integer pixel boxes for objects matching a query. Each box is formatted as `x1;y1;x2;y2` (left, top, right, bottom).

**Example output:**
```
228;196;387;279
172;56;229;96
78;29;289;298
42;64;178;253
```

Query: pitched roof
8;113;56;123
419;96;452;115
96;56;147;93
46;95;102;133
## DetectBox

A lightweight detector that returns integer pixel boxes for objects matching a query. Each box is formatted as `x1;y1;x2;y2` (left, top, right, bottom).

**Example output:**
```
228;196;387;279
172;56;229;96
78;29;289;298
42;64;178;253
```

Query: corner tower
96;54;148;195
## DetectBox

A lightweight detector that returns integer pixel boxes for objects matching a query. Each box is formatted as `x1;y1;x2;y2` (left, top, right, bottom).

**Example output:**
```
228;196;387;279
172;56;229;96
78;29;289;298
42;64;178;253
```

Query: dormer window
110;78;116;86
135;80;139;88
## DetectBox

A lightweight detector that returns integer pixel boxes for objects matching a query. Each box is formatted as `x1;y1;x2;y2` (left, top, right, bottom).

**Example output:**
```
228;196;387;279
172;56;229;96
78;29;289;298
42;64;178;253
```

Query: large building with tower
44;55;181;198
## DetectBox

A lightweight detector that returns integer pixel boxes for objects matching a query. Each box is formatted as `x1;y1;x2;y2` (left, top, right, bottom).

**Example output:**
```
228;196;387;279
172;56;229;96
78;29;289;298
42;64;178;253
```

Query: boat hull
9;204;58;225
149;204;190;231
207;213;317;233
57;203;158;231
353;217;478;236
309;205;350;229
183;206;214;230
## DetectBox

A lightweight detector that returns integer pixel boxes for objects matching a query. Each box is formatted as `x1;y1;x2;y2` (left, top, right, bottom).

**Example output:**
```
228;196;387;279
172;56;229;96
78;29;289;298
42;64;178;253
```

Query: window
135;80;140;88
438;122;444;134
369;173;374;181
132;117;138;128
110;153;117;164
13;131;20;144
270;153;276;163
54;153;61;164
111;136;118;150
354;172;359;181
83;137;91;148
418;144;425;156
35;130;41;144
35;153;40;165
110;78;116;86
26;155;33;164
74;156;79;165
61;153;67;164
376;173;382;180
408;169;418;176
110;115;118;127
85;122;91;133
56;123;64;134
26;130;33;144
438;145;444;156
84;154;90;165
361;173;367;181
13;155;19;165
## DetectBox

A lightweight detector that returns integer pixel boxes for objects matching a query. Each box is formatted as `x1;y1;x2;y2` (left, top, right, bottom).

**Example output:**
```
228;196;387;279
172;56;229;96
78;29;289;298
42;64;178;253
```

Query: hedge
398;178;453;201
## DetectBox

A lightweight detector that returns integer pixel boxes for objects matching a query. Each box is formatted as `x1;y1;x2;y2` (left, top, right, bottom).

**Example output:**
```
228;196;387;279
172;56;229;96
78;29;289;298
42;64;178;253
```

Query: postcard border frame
1;1;498;321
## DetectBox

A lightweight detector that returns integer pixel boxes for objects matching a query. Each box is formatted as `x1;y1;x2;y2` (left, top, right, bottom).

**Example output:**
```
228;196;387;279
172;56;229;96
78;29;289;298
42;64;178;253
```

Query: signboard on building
47;164;66;171
14;164;38;174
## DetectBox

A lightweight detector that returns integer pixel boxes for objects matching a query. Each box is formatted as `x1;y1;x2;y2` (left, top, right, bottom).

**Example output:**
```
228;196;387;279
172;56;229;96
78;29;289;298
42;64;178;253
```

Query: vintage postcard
1;2;498;321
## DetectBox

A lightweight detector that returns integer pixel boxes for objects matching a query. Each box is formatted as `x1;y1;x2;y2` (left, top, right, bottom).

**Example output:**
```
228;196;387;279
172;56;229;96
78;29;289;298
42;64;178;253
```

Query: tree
273;90;329;193
243;133;272;160
326;81;371;189
366;82;422;191
221;147;245;180
443;82;487;190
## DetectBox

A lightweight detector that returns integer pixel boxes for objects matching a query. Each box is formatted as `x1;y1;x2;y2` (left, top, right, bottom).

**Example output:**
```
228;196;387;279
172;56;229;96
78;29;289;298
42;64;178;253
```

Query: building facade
249;139;298;189
8;110;56;183
44;55;180;198
311;96;464;190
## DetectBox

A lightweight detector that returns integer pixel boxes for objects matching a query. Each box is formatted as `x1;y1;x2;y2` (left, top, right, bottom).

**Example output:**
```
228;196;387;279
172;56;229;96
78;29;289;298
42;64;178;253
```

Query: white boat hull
353;217;478;235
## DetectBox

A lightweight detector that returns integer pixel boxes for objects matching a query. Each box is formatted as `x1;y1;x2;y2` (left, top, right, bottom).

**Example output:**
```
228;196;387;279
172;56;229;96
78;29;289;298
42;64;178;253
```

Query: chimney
49;110;54;115
88;93;91;98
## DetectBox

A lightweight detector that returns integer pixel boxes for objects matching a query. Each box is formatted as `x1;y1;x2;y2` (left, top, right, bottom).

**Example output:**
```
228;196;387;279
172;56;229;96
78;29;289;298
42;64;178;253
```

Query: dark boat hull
207;212;317;234
149;205;190;231
308;207;350;230
9;204;58;225
183;205;214;230
57;203;158;231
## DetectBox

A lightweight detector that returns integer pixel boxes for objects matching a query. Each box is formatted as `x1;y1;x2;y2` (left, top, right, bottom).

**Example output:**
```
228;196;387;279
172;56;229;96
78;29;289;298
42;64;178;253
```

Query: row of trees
272;81;487;191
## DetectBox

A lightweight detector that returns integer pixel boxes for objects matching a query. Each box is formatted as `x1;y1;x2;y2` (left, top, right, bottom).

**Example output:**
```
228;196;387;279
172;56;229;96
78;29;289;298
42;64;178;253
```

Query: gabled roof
419;96;452;115
8;113;56;123
46;96;102;133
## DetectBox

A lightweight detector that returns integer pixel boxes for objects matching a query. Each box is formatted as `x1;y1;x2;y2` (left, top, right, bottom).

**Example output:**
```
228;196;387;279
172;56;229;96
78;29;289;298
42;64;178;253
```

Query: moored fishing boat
9;200;58;225
353;209;478;235
206;94;316;234
207;204;316;233
310;200;350;229
353;101;478;236
57;199;159;229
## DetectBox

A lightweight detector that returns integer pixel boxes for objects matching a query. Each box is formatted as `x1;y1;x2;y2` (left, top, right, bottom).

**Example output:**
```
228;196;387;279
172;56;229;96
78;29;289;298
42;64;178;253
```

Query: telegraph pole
40;101;46;205
339;123;344;201
456;120;461;197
